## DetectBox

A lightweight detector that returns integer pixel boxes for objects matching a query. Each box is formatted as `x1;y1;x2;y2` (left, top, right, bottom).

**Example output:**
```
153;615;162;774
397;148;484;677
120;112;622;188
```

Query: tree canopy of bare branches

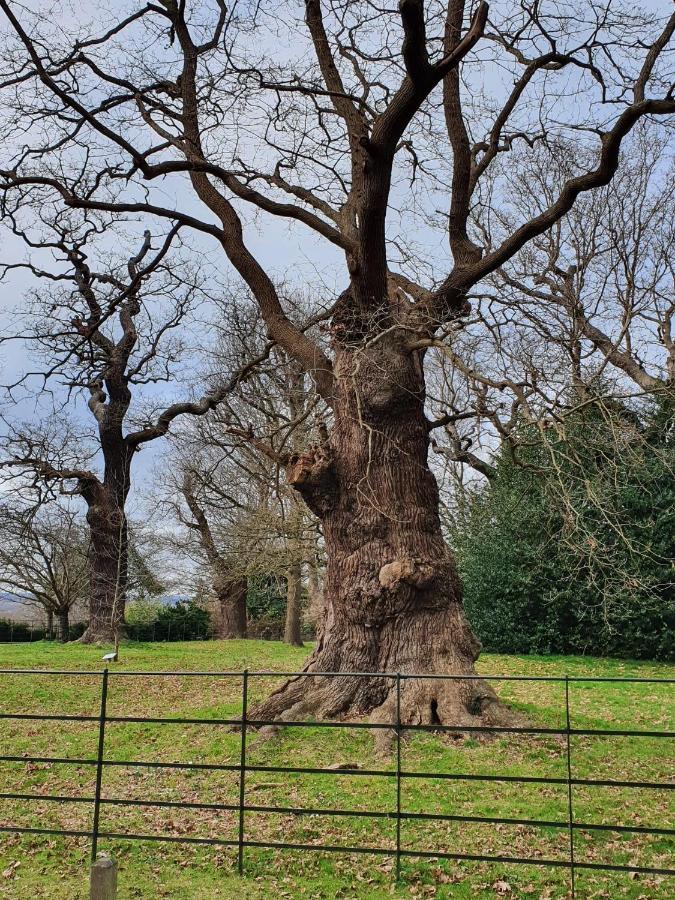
0;0;672;722
0;500;88;640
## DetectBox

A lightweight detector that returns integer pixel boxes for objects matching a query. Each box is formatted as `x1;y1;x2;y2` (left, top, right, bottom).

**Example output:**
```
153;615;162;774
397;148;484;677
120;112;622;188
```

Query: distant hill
0;591;38;622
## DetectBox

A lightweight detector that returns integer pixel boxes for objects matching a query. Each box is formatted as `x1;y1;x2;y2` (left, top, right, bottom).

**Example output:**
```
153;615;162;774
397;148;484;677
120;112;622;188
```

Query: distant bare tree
0;211;255;642
164;304;324;644
179;470;248;638
425;129;674;485
0;502;89;640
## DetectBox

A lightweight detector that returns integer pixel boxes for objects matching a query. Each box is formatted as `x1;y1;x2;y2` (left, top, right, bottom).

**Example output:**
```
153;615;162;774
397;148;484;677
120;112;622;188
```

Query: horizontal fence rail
0;668;673;897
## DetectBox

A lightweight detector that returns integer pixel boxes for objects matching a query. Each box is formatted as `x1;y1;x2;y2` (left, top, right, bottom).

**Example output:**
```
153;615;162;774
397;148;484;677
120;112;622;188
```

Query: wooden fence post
90;856;117;900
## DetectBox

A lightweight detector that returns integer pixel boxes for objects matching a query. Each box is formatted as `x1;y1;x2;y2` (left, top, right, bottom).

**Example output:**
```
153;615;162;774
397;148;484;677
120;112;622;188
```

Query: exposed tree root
366;671;520;753
77;623;124;645
249;648;520;753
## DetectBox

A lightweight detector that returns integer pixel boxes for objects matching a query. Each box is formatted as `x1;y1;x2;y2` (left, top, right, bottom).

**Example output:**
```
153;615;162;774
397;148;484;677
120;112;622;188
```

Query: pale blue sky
0;0;671;521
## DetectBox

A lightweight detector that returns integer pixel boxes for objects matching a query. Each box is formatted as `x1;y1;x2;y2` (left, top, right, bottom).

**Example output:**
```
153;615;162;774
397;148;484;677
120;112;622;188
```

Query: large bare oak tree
0;213;256;641
0;0;673;723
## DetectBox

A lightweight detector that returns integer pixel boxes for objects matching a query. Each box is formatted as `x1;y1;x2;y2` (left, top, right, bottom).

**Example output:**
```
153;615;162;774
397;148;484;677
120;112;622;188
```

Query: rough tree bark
56;608;70;643
213;570;248;639
81;486;129;643
283;496;305;648
284;560;304;647
253;337;515;731
306;556;324;632
78;414;133;643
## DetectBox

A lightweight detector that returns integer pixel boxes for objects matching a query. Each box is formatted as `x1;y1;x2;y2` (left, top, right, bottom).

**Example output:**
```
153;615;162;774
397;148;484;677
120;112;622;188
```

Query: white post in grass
90;856;117;900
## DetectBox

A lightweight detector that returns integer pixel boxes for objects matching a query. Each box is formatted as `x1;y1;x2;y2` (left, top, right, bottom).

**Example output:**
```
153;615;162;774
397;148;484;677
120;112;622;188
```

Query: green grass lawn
0;640;673;899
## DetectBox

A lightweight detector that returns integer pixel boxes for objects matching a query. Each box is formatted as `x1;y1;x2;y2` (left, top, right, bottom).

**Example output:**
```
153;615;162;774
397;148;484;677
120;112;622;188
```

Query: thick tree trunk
215;573;247;638
57;609;69;643
284;560;304;647
305;557;325;633
46;609;54;641
79;498;128;644
253;339;514;732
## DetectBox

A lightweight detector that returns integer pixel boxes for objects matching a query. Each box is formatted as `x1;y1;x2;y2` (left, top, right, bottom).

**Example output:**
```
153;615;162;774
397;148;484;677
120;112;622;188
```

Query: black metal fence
0;668;673;897
0;620;61;643
0;619;210;643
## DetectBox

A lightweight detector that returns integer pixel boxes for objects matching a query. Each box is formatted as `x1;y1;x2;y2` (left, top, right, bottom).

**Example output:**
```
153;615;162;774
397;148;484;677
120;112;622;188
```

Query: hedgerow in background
245;575;290;640
125;599;212;642
453;399;675;660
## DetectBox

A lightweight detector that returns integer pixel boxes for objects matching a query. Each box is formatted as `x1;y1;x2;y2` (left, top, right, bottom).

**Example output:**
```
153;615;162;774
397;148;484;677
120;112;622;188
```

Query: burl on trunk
253;337;514;731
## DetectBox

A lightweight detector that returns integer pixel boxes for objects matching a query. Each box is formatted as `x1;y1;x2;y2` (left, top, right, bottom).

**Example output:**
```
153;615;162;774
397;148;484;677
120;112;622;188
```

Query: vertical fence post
92;668;109;862
89;856;117;900
564;675;576;898
238;669;249;875
395;673;402;882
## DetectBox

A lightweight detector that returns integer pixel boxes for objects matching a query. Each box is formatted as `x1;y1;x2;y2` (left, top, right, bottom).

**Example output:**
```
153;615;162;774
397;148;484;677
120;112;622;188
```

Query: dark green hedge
0;619;46;642
0;619;87;642
452;401;674;661
125;600;212;641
